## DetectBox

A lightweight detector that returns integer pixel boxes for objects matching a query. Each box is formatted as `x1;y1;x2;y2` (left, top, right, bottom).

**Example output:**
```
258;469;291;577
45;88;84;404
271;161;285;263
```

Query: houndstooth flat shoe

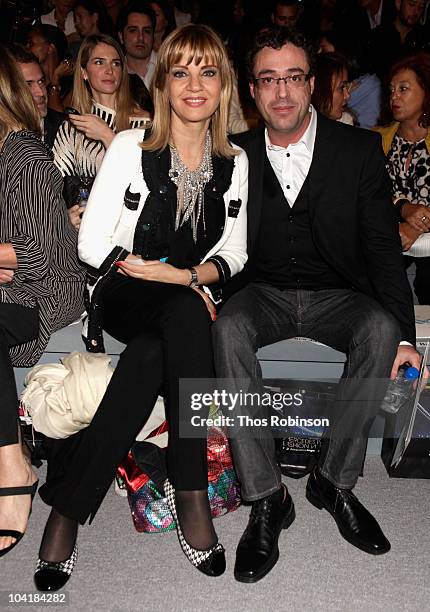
34;543;78;592
164;479;225;577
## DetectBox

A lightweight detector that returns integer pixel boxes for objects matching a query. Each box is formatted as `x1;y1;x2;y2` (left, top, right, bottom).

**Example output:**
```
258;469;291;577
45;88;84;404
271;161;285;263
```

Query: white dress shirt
265;106;317;207
41;9;76;36
127;50;158;90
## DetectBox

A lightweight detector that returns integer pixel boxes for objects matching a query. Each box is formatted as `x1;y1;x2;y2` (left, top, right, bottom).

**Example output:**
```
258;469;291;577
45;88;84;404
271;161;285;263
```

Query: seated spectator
371;0;428;80
7;44;65;149
333;0;396;74
271;0;303;28
374;52;430;304
70;0;116;58
311;52;353;122
118;1;158;90
73;0;115;40
26;24;74;113
0;45;85;558
34;23;248;592
101;0;124;28
41;0;78;39
317;32;383;128
150;1;175;52
52;34;150;224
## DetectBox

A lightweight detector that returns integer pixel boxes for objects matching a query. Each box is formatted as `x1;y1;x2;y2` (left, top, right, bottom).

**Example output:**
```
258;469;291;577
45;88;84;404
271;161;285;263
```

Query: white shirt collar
265;105;317;155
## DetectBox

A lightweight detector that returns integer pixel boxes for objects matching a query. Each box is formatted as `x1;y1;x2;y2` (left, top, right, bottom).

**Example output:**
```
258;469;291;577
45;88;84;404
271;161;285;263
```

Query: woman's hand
399;222;422;251
68;204;86;229
192;286;217;321
69;114;115;148
0;268;14;284
400;202;430;232
116;255;190;285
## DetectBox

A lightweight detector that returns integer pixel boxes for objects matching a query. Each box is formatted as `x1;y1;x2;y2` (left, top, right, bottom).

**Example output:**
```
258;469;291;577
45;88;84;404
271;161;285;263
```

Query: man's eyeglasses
253;73;312;89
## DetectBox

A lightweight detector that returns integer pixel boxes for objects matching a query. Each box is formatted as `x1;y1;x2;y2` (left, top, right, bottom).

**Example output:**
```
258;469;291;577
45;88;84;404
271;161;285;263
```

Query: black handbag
381;384;430;478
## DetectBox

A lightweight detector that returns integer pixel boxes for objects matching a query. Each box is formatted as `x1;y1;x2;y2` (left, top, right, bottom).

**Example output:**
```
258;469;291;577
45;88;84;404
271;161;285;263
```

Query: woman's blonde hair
0;45;41;142
72;34;136;133
142;24;236;158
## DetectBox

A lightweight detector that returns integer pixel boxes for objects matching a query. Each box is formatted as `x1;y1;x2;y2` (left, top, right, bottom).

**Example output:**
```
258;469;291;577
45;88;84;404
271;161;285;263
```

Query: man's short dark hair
246;26;317;82
28;24;68;61
6;43;40;66
117;1;156;34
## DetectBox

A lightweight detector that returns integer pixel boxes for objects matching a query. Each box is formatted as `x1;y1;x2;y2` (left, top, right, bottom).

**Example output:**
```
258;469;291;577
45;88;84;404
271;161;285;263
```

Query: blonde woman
0;47;85;558
35;24;248;590
53;34;150;222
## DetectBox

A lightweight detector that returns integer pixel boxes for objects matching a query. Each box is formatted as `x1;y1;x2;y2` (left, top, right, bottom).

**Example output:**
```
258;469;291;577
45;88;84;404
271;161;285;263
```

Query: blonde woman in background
53;34;150;225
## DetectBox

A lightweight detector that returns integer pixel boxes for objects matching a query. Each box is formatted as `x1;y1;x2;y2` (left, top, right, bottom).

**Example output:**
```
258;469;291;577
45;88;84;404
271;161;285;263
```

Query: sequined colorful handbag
117;408;241;533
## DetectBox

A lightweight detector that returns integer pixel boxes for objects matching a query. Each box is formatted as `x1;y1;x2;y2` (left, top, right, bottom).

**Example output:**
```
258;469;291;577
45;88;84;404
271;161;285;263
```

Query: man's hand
0;268;14;284
69;114;115;148
390;344;428;381
401;202;430;232
399;222;422;251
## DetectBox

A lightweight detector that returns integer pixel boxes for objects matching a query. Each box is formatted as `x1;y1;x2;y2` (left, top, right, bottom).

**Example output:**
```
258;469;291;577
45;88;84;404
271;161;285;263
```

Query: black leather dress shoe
306;468;390;555
234;486;295;583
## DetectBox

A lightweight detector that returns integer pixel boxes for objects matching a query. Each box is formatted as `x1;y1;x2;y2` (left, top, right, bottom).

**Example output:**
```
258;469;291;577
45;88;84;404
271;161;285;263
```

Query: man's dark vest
253;154;348;290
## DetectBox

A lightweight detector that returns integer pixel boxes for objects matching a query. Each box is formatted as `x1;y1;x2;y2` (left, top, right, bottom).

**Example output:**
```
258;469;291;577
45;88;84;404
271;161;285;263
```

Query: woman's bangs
167;36;223;71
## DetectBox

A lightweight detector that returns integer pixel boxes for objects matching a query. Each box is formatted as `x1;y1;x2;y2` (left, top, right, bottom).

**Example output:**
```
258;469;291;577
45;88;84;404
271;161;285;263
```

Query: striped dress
52;101;150;181
0;131;86;367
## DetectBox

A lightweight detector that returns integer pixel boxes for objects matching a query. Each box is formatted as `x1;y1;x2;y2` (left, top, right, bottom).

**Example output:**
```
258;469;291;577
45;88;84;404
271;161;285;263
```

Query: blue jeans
212;283;401;499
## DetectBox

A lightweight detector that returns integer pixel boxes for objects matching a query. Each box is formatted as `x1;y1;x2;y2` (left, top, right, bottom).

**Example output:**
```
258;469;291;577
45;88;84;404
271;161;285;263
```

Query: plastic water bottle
380;366;420;414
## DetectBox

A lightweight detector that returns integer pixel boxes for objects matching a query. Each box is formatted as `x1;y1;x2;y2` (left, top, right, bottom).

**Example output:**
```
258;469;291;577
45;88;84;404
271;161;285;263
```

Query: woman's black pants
0;303;39;448
39;275;215;524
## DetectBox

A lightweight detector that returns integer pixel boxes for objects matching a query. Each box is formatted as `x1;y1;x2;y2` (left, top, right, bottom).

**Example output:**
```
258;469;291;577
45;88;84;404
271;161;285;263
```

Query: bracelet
187;267;199;288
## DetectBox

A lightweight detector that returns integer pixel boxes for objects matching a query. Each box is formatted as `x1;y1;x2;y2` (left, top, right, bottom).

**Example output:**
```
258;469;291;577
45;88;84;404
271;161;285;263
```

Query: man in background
118;1;157;90
9;44;65;149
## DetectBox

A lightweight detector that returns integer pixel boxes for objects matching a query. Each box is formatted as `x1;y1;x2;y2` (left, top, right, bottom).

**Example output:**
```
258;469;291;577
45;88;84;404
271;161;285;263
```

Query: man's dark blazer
44;108;66;150
229;112;416;344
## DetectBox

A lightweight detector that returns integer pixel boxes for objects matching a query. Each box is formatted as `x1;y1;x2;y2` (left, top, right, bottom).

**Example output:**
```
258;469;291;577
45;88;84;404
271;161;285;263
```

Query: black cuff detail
207;255;231;285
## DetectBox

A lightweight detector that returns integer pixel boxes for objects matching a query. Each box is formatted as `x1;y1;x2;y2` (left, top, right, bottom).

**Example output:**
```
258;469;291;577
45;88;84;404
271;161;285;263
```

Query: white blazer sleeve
78;129;145;269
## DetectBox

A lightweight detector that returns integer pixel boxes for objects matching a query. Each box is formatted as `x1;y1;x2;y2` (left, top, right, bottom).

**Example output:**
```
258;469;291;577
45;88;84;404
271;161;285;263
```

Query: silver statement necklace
168;131;213;242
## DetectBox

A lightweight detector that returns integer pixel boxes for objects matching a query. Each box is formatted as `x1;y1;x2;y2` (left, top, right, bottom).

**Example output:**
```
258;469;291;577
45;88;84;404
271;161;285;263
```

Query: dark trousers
404;256;430;305
39;275;214;524
212;283;401;499
0;302;39;447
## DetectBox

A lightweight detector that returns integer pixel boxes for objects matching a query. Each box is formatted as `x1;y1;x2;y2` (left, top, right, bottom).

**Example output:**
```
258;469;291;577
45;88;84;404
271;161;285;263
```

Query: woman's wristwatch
187;267;199;288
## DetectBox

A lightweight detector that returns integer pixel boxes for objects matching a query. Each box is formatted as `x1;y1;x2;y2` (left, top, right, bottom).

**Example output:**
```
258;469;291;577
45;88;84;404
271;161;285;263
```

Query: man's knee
212;302;256;348
356;306;401;350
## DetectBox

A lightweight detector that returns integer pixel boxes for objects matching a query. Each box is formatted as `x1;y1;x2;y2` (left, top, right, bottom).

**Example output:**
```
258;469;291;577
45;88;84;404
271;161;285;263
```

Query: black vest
253;155;348;290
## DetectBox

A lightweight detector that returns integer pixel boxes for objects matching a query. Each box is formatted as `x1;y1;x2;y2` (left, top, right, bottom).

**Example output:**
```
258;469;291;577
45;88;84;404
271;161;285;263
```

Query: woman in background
375;53;430;304
73;0;115;40
311;51;353;123
53;34;150;225
0;46;85;558
150;0;176;52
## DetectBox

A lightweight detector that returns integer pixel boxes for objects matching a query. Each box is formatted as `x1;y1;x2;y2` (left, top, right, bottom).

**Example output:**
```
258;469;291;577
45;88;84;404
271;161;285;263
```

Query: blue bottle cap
404;366;420;380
